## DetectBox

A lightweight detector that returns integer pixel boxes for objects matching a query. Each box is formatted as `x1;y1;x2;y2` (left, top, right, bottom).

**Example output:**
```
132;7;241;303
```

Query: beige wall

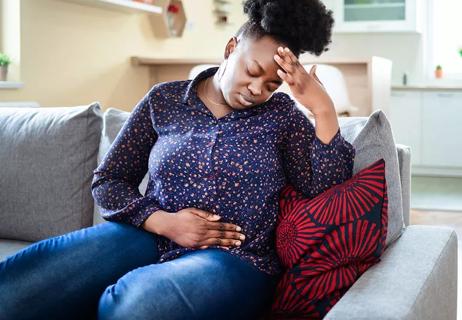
0;0;245;111
0;0;426;111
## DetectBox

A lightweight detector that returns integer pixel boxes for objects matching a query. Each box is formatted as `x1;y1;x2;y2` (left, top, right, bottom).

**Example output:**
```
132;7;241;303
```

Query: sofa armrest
396;144;411;226
324;225;458;320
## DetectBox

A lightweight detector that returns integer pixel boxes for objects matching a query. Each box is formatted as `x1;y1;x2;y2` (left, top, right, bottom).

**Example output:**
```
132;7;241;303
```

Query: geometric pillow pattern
271;159;388;319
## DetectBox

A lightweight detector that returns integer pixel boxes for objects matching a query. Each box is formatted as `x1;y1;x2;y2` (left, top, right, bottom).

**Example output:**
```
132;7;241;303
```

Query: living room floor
410;209;461;320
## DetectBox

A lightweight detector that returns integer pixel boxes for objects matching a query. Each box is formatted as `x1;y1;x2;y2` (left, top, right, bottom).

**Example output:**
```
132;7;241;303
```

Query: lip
239;94;254;106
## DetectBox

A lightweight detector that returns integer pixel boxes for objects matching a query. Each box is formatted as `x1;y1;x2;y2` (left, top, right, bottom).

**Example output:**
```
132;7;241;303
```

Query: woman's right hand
144;207;245;250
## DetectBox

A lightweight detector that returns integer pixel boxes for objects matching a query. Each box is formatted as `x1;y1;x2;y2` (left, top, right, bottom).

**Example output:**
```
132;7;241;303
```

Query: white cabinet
389;91;422;165
388;89;462;175
421;92;462;168
326;0;423;33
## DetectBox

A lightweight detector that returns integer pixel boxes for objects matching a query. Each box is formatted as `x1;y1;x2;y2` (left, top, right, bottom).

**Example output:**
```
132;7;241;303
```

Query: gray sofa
0;102;457;319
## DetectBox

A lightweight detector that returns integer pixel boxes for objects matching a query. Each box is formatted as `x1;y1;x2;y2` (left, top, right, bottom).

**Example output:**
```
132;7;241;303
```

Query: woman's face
218;35;286;110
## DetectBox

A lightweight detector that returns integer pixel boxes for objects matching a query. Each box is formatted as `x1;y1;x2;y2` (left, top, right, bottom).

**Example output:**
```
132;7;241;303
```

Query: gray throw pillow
0;103;103;241
336;110;405;247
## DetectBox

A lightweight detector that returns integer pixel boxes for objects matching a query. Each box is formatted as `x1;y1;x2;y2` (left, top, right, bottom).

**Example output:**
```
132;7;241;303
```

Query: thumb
310;64;317;75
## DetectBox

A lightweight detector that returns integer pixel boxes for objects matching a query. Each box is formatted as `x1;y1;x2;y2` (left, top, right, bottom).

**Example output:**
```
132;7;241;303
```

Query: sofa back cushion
0;103;103;242
336;110;405;246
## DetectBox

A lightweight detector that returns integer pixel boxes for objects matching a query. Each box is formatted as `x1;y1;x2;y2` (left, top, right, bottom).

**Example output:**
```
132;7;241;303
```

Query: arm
281;100;356;199
91;85;163;228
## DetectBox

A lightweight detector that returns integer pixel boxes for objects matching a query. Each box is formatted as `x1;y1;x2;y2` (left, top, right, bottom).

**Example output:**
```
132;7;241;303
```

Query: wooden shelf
62;0;163;14
63;0;187;37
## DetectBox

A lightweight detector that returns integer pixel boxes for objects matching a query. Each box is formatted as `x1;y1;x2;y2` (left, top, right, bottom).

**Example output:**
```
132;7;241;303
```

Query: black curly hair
236;0;335;57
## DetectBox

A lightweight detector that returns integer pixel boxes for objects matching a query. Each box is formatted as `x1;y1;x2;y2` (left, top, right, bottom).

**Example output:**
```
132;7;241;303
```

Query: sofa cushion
272;158;388;319
0;103;103;242
323;225;457;320
0;239;33;262
335;110;405;247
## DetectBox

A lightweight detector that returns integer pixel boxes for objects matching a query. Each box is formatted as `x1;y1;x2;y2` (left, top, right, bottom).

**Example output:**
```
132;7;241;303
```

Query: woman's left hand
273;46;335;116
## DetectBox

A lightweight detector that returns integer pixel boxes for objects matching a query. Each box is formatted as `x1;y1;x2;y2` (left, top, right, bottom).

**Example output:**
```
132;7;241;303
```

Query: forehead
239;36;282;72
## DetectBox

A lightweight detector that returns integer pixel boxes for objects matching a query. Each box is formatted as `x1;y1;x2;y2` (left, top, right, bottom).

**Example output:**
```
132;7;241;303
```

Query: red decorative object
271;158;388;319
167;4;179;13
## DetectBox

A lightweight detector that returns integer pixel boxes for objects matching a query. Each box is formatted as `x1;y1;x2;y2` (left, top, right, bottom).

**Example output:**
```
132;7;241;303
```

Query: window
0;0;21;87
427;0;462;80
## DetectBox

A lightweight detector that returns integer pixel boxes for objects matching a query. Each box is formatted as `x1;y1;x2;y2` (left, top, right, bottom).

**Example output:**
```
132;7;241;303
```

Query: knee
97;281;143;320
97;271;196;320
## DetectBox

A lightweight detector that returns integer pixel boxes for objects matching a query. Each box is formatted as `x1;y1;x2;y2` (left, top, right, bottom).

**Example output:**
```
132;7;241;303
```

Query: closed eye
246;67;278;92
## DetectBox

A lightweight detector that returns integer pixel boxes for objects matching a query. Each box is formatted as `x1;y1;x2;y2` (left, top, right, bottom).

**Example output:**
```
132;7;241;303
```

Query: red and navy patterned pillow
270;158;388;319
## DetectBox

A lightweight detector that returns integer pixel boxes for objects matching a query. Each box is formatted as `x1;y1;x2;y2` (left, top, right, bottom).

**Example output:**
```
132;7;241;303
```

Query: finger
206;221;242;232
207;244;230;250
274;54;296;75
311;65;325;87
314;74;325;88
278;47;293;65
280;46;304;73
207;229;245;241
310;64;316;75
283;47;299;65
277;68;295;86
190;208;221;221
275;49;296;74
203;238;242;247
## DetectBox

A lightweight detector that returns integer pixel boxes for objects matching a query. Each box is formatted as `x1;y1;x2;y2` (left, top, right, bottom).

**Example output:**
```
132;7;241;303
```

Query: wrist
312;104;336;118
141;210;171;235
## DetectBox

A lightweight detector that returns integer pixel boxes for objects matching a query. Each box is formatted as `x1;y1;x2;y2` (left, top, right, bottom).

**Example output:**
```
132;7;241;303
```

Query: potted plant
0;52;11;81
435;65;443;79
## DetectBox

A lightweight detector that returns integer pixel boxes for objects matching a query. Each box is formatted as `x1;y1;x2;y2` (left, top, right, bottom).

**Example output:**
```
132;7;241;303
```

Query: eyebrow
251;59;283;85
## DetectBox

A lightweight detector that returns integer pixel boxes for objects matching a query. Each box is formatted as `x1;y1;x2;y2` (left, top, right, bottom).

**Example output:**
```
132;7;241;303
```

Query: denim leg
0;221;160;320
98;248;279;320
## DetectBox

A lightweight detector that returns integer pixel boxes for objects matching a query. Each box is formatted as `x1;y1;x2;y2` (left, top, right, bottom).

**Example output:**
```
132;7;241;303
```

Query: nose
248;81;262;97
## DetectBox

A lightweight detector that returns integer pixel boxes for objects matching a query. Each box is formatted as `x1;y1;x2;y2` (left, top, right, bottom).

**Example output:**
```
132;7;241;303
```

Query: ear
224;36;238;59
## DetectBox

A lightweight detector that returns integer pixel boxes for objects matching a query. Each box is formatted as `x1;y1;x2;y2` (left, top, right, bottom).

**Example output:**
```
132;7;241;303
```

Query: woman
0;0;355;319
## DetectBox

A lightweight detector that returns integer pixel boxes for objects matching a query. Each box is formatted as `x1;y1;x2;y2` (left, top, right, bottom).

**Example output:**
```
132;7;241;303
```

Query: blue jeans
0;221;280;320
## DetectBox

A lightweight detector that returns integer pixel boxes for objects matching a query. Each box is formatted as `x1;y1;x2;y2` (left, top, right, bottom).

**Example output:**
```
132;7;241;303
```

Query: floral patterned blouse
91;66;356;276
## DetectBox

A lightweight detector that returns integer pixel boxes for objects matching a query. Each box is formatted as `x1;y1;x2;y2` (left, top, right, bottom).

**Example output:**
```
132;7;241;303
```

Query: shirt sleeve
281;97;356;199
91;85;162;228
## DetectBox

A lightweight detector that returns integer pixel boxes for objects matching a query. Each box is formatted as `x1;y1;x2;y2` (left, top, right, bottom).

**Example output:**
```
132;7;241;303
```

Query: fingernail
235;241;241;246
213;215;220;219
239;234;245;240
236;226;242;231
